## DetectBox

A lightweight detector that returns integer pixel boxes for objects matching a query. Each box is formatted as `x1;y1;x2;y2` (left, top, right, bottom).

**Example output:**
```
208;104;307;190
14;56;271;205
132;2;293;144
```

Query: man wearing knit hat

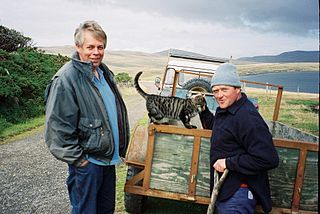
199;63;279;213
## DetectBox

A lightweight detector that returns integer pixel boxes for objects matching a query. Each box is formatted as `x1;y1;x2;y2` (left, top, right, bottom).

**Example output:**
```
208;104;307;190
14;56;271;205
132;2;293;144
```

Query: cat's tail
134;71;148;99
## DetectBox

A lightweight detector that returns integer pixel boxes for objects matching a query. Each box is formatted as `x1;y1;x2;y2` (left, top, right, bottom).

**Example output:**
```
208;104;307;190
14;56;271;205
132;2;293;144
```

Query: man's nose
93;47;99;54
216;90;223;98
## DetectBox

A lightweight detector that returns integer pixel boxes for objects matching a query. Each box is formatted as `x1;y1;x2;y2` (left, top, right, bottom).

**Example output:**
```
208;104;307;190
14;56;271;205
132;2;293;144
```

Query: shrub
0;47;69;124
115;72;132;85
0;25;33;52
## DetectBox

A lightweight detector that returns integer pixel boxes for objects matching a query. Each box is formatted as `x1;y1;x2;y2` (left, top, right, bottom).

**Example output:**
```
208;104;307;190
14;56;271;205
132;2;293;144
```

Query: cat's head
189;93;206;112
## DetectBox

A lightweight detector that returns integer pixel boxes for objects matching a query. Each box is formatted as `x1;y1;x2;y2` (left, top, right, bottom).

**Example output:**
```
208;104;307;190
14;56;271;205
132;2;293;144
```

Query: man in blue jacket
199;63;279;213
45;20;129;214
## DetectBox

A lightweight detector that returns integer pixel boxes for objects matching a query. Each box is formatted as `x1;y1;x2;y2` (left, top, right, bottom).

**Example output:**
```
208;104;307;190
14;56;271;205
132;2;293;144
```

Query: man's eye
98;46;104;50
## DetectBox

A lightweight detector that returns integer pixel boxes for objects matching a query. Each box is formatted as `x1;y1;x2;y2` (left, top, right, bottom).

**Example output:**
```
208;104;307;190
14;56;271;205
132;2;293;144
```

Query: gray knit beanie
210;63;241;87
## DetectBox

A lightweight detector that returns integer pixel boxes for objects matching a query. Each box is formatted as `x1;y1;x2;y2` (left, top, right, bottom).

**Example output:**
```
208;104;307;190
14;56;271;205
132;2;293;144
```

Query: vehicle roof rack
168;49;229;63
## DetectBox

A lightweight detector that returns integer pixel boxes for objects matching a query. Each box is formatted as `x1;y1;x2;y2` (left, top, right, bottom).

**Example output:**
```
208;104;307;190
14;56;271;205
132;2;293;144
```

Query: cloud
0;0;318;57
99;0;319;37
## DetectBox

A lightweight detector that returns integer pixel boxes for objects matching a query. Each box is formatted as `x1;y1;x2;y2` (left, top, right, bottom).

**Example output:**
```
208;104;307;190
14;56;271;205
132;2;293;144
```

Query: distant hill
38;46;319;78
238;51;319;63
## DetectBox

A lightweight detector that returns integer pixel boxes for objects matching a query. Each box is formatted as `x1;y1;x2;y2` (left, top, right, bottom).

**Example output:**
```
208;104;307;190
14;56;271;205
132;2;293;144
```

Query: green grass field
243;88;319;136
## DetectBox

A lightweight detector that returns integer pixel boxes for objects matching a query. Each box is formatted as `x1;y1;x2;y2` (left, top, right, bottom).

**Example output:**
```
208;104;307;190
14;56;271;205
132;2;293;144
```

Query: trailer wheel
183;78;211;93
124;166;146;213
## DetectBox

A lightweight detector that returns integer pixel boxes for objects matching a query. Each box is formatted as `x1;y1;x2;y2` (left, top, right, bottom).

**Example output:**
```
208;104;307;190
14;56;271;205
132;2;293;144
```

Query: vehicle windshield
164;69;213;87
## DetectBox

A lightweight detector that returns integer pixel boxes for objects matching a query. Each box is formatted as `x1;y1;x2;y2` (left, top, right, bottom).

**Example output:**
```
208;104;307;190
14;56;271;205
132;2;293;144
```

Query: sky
0;0;318;58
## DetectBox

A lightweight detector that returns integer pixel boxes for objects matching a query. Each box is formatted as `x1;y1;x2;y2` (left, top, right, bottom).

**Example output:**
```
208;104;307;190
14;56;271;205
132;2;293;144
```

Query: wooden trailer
124;122;318;213
124;52;318;213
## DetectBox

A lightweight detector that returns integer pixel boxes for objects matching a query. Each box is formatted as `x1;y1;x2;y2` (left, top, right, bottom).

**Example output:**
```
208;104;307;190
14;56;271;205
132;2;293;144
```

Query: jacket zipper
88;78;115;157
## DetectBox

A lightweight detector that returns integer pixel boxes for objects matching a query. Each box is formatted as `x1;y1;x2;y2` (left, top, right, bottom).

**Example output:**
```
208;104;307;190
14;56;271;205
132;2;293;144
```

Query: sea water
241;71;319;94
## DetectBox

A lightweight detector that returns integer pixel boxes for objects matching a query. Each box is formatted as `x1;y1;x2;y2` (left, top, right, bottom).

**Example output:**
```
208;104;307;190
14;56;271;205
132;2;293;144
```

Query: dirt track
0;83;152;214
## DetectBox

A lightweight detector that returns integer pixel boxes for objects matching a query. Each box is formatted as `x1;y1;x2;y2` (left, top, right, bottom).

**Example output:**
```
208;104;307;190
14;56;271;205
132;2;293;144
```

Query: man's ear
75;45;81;52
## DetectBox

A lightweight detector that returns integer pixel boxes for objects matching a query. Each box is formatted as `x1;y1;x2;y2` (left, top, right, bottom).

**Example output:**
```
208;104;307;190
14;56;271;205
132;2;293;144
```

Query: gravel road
0;83;151;214
0;131;69;214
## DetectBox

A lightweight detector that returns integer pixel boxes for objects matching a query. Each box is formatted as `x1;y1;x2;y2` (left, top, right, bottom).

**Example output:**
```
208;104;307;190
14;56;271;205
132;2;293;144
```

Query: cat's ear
190;93;202;99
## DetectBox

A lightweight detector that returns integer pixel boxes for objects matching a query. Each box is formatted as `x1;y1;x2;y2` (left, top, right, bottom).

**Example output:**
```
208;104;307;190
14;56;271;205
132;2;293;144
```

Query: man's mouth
90;58;100;63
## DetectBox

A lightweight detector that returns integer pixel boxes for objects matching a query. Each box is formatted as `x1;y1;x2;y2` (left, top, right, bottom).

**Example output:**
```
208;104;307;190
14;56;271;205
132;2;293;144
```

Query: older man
45;20;129;214
199;63;279;213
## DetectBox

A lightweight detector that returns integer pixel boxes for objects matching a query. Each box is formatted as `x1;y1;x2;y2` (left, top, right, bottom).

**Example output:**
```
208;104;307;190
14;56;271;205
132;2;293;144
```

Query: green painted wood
269;148;299;209
196;137;211;197
268;148;318;211
147;130;318;211
150;133;194;194
300;151;318;211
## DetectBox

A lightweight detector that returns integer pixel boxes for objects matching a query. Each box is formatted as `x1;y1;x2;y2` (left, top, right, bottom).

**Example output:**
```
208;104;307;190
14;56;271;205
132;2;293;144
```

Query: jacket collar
216;93;247;115
71;52;95;80
71;52;113;82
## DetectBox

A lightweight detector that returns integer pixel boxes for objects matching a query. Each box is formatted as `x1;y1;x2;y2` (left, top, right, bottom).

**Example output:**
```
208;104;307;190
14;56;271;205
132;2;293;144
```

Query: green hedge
0;48;69;130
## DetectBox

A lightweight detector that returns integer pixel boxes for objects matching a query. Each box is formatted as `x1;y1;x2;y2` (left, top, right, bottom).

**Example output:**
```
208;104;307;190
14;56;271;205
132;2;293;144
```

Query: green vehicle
124;50;319;213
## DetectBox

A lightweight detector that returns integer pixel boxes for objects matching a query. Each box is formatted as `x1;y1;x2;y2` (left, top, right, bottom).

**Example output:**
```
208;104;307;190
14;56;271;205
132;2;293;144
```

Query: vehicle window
164;68;175;85
178;73;184;86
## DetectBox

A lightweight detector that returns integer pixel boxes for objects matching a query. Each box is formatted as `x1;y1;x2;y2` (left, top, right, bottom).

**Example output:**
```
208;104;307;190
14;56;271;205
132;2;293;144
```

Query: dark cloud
103;0;318;37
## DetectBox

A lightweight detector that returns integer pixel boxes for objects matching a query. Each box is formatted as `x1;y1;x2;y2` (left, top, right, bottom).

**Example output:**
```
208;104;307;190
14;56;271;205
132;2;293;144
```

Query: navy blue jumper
199;93;279;213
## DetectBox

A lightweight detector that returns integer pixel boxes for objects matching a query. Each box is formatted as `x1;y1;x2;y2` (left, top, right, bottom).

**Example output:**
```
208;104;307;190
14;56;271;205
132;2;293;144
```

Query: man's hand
79;159;89;167
213;158;226;172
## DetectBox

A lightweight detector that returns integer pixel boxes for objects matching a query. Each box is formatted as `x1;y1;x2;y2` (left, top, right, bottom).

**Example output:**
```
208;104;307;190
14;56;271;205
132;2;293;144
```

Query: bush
0;47;69;124
115;72;132;85
0;25;33;52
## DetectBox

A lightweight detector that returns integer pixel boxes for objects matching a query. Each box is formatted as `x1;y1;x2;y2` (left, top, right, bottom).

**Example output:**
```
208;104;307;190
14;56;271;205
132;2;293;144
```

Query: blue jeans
67;162;116;214
216;187;257;214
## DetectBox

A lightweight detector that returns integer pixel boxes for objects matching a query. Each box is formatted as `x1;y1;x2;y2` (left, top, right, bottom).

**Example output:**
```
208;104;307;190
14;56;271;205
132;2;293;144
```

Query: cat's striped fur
134;71;205;129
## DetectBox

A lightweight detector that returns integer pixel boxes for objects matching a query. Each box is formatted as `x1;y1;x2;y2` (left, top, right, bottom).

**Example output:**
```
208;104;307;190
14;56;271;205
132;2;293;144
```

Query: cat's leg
180;112;197;129
148;110;165;125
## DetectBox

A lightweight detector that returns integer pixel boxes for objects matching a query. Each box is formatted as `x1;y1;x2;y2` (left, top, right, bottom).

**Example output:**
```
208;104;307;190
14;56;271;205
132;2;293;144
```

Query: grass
236;62;319;75
0;115;45;144
243;88;319;135
116;164;128;213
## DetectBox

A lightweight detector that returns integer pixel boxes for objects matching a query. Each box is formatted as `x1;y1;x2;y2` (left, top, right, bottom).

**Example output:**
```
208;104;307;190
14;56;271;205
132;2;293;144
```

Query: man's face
76;30;105;70
212;85;241;109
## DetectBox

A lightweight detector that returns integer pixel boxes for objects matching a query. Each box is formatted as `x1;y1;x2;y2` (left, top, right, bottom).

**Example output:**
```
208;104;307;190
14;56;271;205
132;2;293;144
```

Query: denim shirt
88;67;120;166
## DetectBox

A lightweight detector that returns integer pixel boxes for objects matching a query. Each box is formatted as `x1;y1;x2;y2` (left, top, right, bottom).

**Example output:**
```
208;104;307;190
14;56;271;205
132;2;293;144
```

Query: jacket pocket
78;117;112;155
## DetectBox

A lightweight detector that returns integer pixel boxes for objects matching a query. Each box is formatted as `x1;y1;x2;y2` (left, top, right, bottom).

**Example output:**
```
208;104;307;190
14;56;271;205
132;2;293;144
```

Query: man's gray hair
74;20;107;48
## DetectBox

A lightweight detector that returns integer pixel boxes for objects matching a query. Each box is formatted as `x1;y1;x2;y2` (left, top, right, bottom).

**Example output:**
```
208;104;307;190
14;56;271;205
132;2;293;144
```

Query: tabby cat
134;71;206;129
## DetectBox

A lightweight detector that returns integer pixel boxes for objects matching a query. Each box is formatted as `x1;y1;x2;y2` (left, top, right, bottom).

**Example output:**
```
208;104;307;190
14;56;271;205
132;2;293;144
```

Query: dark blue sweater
200;93;279;213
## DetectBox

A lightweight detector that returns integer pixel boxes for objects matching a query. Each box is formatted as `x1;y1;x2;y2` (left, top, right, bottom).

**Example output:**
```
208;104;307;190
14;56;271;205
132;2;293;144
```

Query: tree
115;72;132;86
0;48;69;124
0;25;33;52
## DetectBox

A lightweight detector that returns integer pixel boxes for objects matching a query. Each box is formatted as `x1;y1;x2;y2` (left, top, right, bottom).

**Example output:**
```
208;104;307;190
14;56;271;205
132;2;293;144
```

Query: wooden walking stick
207;169;229;214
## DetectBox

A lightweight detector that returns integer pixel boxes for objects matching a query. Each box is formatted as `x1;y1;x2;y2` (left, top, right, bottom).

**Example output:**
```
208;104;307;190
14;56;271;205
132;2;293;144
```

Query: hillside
238;50;319;63
39;46;168;80
104;50;168;80
39;46;319;78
